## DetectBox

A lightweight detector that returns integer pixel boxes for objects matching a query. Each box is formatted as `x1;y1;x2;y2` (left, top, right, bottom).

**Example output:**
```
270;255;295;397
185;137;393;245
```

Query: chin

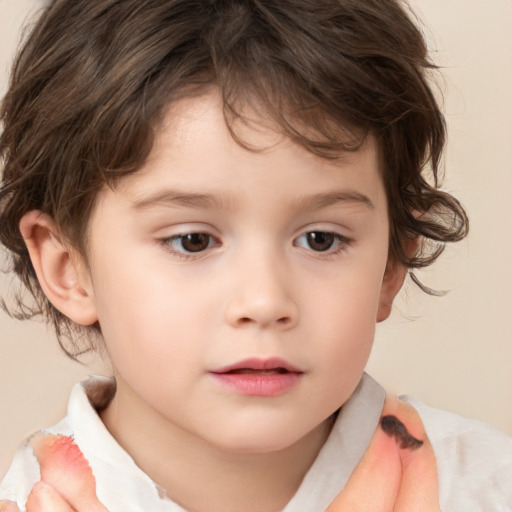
206;423;314;456
218;439;297;456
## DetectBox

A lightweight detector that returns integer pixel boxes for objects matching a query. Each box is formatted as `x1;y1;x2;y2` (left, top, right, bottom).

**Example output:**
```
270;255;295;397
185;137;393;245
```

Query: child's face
81;92;399;453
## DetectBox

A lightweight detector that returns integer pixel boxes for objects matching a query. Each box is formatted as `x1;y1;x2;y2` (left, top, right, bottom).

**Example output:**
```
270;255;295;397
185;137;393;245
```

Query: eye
168;233;217;253
294;231;349;253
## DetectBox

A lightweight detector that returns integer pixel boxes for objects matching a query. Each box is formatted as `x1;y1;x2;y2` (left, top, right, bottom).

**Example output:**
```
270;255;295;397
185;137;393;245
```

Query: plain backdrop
1;0;511;478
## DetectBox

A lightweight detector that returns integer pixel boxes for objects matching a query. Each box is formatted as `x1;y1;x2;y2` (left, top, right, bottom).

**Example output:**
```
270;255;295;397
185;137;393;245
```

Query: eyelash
158;230;351;260
158;232;220;260
293;231;351;258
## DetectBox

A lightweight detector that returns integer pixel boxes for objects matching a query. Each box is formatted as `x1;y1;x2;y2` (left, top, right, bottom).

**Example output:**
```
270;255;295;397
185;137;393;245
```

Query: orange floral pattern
327;394;441;511
2;398;440;511
0;434;107;512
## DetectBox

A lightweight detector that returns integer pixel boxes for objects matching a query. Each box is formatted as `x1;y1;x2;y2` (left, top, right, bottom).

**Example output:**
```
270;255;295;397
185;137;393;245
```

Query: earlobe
377;236;420;322
376;260;407;322
19;211;98;326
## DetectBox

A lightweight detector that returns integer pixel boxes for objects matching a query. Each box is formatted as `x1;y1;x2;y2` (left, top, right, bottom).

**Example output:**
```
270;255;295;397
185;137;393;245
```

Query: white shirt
2;373;511;511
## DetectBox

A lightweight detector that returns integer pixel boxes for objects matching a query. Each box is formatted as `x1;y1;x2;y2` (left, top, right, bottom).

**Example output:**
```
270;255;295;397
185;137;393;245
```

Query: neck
101;378;334;512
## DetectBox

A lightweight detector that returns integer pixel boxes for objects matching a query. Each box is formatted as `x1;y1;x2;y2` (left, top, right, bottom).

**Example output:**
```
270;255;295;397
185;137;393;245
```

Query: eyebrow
131;188;374;212
132;190;224;211
294;191;374;211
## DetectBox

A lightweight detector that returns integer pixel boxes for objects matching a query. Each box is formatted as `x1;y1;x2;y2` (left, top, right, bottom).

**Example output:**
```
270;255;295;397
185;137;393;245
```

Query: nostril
236;316;291;327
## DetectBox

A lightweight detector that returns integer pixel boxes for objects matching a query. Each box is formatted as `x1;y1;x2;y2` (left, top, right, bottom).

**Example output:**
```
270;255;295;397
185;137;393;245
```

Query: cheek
306;263;384;388
312;316;375;413
91;261;215;371
319;305;376;373
309;261;384;333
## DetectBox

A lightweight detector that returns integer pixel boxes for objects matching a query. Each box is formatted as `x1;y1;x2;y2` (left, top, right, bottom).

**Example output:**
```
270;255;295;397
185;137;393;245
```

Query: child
0;0;511;510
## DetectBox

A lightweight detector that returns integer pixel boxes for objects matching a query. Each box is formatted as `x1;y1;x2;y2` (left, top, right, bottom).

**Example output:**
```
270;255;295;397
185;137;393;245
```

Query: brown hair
0;0;468;356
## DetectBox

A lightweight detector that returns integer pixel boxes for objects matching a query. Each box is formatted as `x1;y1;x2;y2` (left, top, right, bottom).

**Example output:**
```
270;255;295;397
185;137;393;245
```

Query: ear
376;259;407;322
19;211;98;326
376;236;420;323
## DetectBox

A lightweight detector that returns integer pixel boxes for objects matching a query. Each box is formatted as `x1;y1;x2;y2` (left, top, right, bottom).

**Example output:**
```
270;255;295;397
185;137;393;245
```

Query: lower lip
210;372;302;396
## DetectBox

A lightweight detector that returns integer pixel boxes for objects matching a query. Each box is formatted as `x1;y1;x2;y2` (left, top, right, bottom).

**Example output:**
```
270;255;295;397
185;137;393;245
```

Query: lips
210;358;304;396
211;357;303;374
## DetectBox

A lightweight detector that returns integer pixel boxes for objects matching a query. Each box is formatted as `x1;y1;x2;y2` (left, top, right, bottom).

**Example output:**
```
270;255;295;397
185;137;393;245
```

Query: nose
224;252;299;330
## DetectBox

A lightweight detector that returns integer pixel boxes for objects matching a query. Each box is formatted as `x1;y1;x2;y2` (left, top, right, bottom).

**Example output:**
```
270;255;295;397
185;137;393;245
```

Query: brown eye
305;231;335;251
173;233;213;253
294;231;349;254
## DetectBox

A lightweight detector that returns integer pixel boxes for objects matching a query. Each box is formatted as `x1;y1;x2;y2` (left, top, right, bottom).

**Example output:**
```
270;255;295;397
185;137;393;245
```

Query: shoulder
402;395;512;512
0;416;71;508
1;436;40;507
0;377;102;509
1;376;176;511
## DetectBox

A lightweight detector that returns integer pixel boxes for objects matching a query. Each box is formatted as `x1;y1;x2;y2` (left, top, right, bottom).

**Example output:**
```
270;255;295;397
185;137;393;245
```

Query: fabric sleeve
0;439;41;511
401;395;512;512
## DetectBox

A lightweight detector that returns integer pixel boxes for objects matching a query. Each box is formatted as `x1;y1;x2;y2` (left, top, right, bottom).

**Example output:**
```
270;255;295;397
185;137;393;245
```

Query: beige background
1;0;511;478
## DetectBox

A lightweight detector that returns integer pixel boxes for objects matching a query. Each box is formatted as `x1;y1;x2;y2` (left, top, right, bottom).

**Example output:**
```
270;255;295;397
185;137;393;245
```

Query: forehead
99;91;386;218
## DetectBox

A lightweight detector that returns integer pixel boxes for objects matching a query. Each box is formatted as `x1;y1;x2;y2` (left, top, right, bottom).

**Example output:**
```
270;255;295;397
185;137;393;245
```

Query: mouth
210;358;304;396
211;357;303;375
224;368;292;375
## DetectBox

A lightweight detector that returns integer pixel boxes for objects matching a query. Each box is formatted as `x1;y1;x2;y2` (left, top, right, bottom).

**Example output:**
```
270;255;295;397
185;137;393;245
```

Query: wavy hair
0;0;468;356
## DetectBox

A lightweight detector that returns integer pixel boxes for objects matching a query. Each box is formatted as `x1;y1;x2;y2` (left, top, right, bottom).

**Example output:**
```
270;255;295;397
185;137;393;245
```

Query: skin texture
19;92;408;511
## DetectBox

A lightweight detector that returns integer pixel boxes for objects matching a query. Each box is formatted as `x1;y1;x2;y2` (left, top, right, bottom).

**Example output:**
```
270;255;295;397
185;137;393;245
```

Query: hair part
0;0;468;357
